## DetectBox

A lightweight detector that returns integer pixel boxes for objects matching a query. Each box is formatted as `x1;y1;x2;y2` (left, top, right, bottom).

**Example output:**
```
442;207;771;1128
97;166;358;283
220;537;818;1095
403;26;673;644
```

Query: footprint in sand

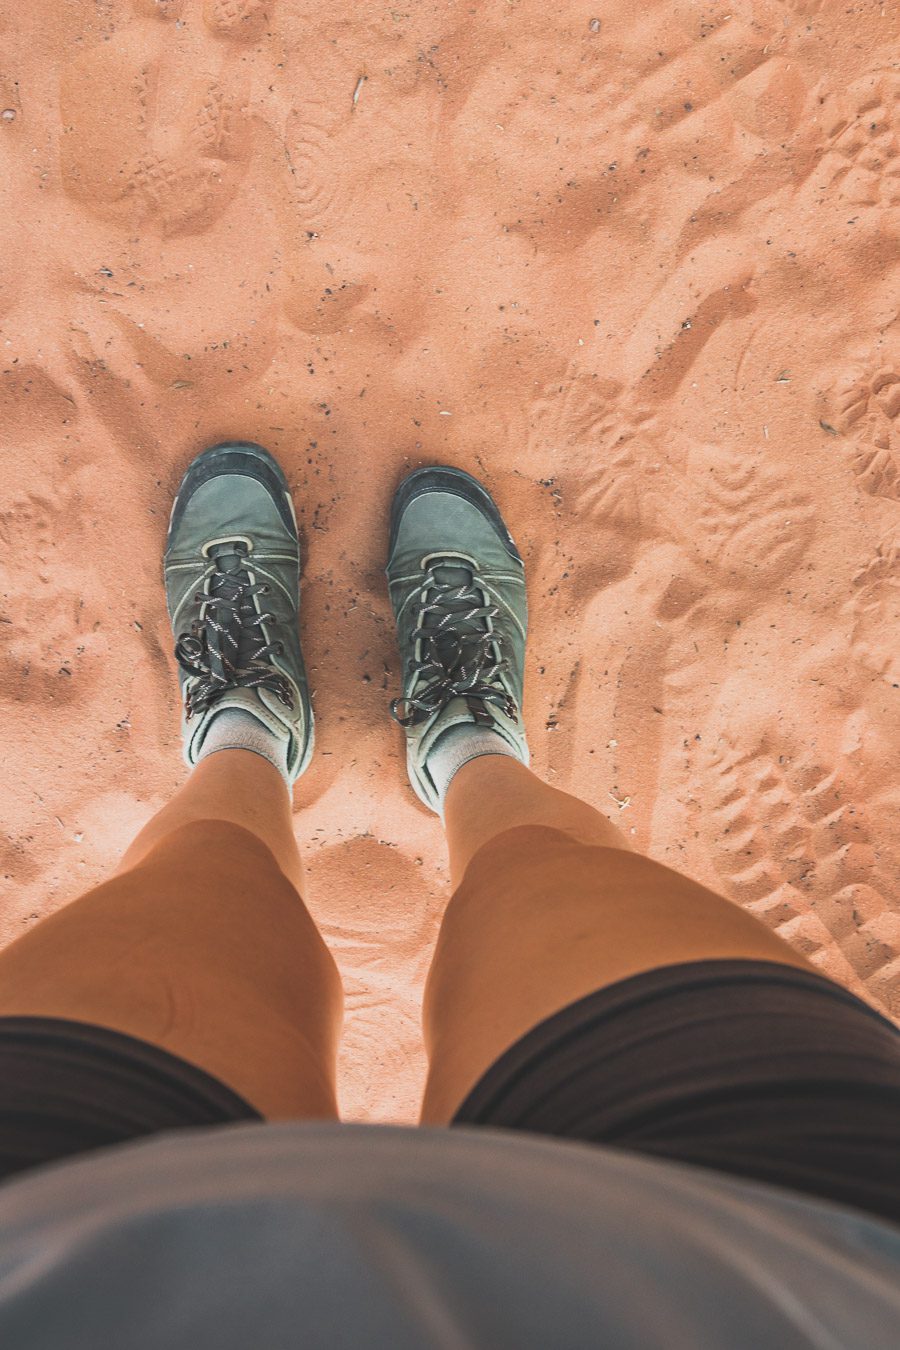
525;361;659;584
527;367;642;502
59;15;254;237
848;532;900;687
452;5;800;256
203;0;272;42
662;440;816;595
133;0;186;17
699;724;898;1013
449;11;719;249
0;592;103;709
723;55;808;143
521;376;825;808
0;491;57;560
0;364;77;441
280;89;361;237
129;76;253;236
702;732;866;907
0;489;107;708
821;348;900;501
53;3;282;408
522;365;670;792
821;69;900;213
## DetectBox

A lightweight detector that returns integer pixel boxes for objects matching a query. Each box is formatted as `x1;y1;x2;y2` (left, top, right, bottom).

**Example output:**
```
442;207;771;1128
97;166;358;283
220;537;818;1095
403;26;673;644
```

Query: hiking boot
164;440;314;782
386;466;529;811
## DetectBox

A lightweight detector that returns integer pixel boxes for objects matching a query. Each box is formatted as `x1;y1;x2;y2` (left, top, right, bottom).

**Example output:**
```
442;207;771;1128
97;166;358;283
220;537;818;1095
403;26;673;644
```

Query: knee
449;827;633;911
128;818;292;887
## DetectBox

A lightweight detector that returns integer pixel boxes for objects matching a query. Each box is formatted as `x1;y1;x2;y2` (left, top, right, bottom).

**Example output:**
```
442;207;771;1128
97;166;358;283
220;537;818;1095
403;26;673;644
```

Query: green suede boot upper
164;441;314;782
386;466;529;812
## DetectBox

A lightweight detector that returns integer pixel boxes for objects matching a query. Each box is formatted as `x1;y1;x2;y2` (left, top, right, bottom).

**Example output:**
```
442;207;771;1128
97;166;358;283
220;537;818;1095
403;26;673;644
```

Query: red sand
1;0;898;1120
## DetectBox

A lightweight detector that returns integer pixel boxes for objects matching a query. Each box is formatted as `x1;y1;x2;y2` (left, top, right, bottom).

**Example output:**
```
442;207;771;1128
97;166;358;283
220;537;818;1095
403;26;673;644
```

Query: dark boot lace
174;543;294;719
390;558;517;728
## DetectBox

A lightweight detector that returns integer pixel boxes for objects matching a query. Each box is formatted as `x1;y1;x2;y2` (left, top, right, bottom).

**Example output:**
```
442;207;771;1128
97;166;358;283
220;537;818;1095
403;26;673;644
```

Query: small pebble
2;109;16;122
589;17;601;31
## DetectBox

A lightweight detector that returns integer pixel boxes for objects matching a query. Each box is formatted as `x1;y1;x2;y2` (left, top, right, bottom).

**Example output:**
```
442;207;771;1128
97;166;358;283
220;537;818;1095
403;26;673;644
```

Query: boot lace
390;558;517;728
174;544;294;719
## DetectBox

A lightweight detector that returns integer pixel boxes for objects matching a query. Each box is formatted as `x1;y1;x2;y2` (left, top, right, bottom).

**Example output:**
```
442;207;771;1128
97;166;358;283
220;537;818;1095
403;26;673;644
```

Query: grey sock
196;707;291;786
426;723;517;812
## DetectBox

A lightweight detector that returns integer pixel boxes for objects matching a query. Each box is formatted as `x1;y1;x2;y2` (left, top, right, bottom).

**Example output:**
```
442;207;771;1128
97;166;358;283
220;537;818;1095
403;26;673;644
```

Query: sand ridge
1;0;898;1119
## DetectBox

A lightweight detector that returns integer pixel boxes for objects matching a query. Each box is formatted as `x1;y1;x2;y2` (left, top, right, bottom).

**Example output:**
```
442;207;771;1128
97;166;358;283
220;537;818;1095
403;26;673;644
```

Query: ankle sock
426;723;518;811
196;707;291;786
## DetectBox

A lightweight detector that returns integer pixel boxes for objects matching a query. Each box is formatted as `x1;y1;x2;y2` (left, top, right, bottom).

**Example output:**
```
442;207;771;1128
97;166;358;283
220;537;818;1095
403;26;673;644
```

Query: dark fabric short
1;960;899;1228
452;959;900;1226
0;1018;261;1180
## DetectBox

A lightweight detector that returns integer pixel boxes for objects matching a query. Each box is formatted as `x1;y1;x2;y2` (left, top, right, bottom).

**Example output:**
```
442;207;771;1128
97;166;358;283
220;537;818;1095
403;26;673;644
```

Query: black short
1;959;898;1227
453;959;900;1226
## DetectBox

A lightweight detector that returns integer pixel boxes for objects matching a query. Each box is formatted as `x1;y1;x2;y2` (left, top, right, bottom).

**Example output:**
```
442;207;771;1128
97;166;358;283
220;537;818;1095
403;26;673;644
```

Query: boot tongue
431;560;471;589
424;559;485;667
424;560;476;632
209;543;246;576
205;544;255;667
208;544;252;614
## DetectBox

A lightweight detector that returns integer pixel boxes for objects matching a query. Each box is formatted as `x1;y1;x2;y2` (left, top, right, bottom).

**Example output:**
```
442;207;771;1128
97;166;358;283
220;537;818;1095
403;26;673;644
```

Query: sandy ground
1;0;898;1121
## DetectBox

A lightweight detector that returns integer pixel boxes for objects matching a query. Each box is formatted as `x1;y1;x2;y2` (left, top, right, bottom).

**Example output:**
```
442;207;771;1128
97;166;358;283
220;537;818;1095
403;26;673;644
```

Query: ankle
195;707;292;787
425;724;519;815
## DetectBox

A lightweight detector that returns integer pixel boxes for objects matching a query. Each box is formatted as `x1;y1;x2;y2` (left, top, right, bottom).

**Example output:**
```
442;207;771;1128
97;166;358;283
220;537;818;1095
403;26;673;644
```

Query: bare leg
0;751;343;1119
421;755;818;1125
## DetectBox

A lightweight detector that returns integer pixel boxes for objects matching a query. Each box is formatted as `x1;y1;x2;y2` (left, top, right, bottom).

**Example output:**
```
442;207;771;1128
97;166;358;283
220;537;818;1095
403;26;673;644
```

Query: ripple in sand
338;984;425;1122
